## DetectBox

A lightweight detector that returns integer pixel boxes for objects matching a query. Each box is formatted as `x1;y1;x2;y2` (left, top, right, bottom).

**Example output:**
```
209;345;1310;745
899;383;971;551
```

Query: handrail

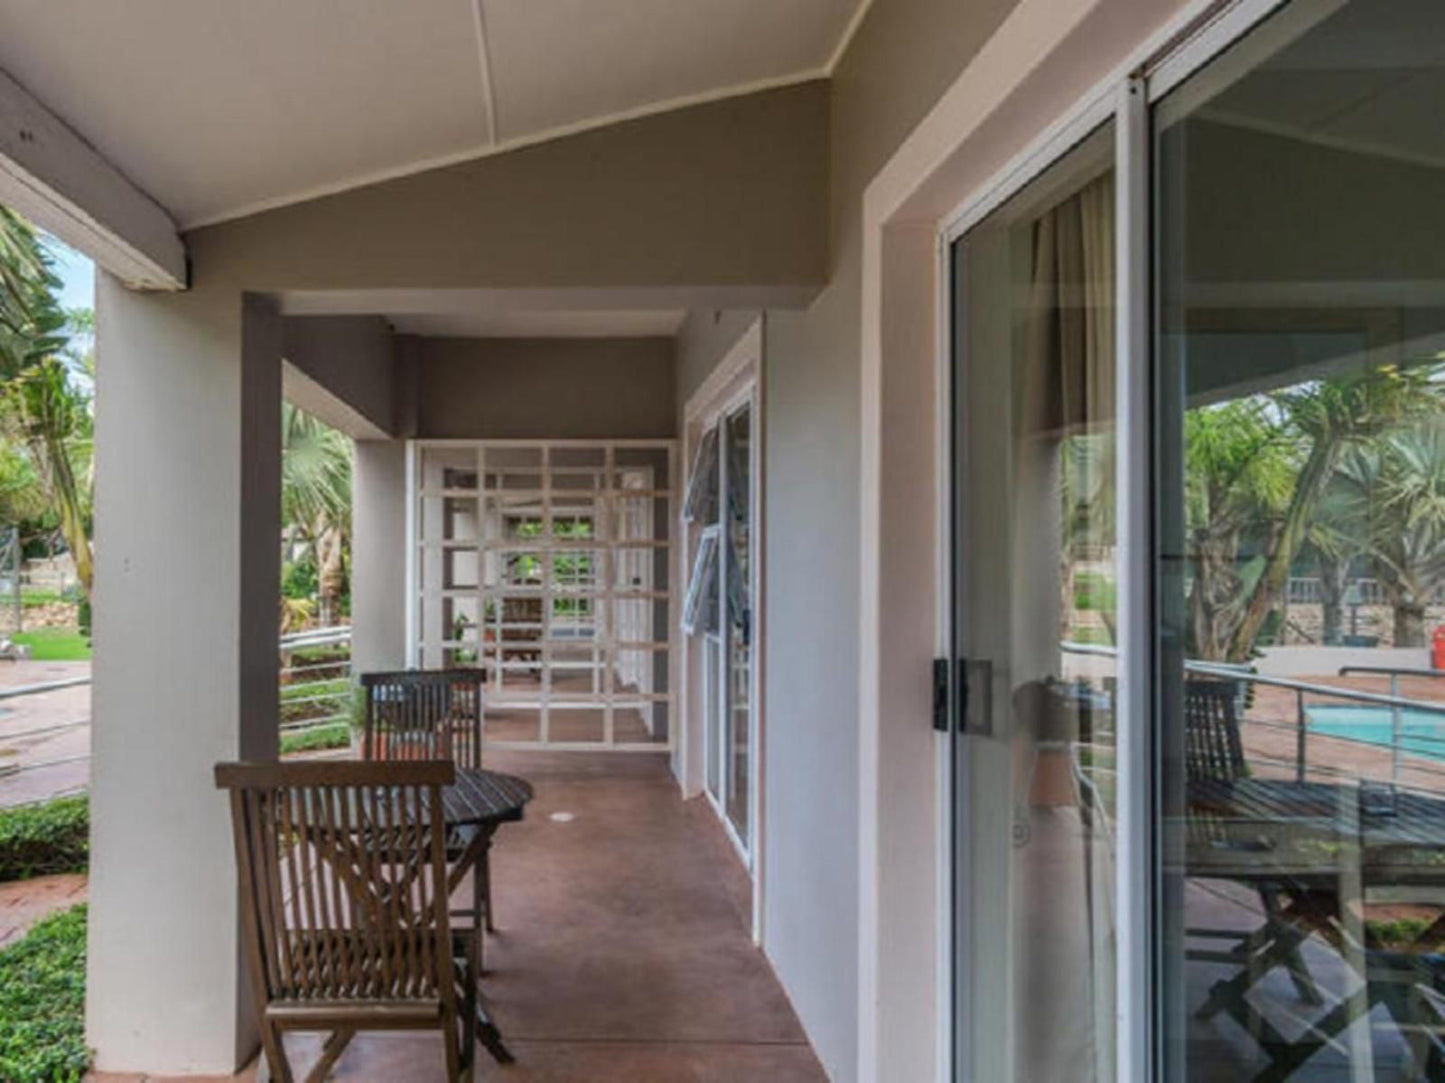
0;675;91;700
1186;661;1445;716
280;625;352;649
1060;641;1445;716
1060;640;1445;785
1339;664;1445;680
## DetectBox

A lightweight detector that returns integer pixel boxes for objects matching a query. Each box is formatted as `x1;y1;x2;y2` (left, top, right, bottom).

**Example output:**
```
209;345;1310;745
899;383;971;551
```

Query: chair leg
440;1003;463;1083
305;1027;355;1083
460;930;479;1082
259;1020;295;1083
482;843;495;934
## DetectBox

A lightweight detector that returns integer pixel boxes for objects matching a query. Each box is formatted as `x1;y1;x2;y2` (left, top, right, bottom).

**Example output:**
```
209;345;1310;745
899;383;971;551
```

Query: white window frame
929;0;1301;1079
679;317;766;942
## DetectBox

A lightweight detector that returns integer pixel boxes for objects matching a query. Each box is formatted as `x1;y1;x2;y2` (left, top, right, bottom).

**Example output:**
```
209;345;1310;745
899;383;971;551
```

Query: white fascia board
0;65;186;290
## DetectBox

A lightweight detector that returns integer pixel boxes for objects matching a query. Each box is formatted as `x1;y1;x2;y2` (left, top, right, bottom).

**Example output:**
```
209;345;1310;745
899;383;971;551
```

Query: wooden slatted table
440;767;532;1063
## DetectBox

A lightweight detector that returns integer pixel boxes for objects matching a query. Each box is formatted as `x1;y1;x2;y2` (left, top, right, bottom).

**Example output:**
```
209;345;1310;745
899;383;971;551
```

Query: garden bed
0;903;89;1082
0;797;88;883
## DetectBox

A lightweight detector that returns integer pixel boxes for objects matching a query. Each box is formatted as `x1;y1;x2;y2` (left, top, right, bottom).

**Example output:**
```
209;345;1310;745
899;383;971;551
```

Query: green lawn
12;629;91;661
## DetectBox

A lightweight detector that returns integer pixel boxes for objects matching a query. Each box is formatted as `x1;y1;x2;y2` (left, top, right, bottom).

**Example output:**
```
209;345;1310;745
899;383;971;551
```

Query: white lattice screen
409;440;676;750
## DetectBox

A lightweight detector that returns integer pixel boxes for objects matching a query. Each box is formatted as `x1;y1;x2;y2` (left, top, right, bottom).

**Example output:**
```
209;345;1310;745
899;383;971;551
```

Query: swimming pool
1307;705;1445;761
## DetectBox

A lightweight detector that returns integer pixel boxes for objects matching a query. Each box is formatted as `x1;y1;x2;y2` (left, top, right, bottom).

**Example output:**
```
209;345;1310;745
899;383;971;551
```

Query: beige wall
410;335;676;439
669;4;1025;1080
183;83;827;294
282;315;399;436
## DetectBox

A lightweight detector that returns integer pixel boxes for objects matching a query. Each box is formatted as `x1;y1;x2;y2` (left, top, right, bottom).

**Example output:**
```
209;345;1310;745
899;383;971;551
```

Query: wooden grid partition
410;440;677;751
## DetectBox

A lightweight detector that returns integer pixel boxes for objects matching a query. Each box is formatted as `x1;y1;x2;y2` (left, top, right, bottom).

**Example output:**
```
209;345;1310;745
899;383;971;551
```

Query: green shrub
0;904;89;1083
280;721;351;755
0;797;89;883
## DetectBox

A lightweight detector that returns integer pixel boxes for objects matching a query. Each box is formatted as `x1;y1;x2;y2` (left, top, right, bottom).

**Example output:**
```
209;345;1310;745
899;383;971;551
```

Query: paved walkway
0;872;86;947
0;659;91;807
88;750;823;1082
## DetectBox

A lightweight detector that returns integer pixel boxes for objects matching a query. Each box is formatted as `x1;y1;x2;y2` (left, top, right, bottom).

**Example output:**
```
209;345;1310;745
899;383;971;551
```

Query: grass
19;588;66;609
0;796;88;883
280;721;351;755
0;904;89;1082
1073;571;1117;612
12;628;91;661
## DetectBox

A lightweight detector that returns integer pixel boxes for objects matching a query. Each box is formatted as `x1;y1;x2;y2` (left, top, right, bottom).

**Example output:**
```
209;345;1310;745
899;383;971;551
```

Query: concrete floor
90;750;821;1082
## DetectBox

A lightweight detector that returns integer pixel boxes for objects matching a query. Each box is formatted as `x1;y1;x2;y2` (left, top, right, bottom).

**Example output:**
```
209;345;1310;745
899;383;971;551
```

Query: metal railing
279;626;353;741
1060;642;1445;790
0;627;354;798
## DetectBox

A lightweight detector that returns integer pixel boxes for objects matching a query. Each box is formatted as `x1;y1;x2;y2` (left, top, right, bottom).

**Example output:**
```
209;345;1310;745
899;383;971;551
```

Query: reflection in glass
1156;2;1445;1077
726;405;753;840
951;122;1116;1081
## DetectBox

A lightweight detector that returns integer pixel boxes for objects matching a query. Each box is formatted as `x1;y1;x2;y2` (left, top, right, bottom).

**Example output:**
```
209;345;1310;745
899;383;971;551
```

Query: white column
351;440;409;674
87;277;280;1074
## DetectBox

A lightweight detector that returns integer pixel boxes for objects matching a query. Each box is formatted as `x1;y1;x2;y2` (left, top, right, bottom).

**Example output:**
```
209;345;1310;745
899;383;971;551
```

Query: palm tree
0;210;93;600
1319;420;1445;646
1183;396;1295;660
1222;367;1435;660
281;403;351;627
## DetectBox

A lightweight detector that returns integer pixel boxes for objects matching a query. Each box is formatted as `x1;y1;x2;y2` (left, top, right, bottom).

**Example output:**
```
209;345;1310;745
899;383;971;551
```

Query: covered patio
87;751;823;1082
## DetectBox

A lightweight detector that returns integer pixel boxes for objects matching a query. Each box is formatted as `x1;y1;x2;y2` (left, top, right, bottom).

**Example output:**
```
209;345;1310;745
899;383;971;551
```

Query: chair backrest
1183;679;1247;782
360;669;485;769
215;759;457;1005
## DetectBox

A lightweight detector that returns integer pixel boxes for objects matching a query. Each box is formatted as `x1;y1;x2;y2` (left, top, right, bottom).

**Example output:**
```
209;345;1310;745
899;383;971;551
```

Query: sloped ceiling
0;0;863;227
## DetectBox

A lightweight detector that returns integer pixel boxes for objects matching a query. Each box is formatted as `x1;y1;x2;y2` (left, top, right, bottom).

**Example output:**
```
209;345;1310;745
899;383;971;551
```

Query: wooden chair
215;760;476;1083
359;670;497;939
360;669;485;771
1183;679;1324;1035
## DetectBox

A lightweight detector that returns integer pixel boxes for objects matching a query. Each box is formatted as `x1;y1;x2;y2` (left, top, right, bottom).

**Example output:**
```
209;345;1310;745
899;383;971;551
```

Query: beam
0;65;186;289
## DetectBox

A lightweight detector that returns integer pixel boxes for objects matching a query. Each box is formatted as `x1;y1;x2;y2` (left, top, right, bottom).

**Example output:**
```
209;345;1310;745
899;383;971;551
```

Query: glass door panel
1154;2;1445;1078
951;122;1117;1081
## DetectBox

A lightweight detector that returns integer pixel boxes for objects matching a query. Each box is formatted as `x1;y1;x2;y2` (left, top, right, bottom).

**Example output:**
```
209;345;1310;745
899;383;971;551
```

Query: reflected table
1185;778;1445;1081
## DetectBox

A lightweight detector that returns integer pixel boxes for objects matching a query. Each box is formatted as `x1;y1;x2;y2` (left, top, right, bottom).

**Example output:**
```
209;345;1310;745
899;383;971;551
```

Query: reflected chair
215;760;477;1083
1184;679;1324;1036
360;670;496;941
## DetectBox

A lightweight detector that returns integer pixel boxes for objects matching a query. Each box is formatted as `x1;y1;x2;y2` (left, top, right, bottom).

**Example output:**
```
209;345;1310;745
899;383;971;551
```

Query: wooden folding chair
359;669;496;940
215;760;477;1083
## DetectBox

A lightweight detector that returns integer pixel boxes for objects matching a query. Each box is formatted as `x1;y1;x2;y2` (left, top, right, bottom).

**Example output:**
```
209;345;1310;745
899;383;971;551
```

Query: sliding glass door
950;121;1118;1082
1154;1;1445;1078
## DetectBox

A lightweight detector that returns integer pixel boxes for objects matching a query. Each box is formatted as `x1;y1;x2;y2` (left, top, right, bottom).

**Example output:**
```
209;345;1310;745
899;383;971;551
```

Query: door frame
858;0;1297;1078
679;316;767;942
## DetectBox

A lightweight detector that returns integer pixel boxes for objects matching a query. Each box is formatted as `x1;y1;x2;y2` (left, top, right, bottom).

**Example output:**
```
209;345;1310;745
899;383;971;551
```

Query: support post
87;277;280;1074
351;441;410;675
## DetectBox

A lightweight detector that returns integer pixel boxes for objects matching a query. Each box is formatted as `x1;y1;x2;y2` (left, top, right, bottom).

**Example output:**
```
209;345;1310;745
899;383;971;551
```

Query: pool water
1307;705;1445;761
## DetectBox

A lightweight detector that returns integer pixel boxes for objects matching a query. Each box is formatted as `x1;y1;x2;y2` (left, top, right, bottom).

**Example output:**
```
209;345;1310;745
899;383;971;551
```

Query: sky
45;235;95;314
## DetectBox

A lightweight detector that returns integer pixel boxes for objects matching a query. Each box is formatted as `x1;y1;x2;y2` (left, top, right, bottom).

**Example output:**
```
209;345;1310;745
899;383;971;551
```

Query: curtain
1015;170;1118;1083
1021;172;1116;438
